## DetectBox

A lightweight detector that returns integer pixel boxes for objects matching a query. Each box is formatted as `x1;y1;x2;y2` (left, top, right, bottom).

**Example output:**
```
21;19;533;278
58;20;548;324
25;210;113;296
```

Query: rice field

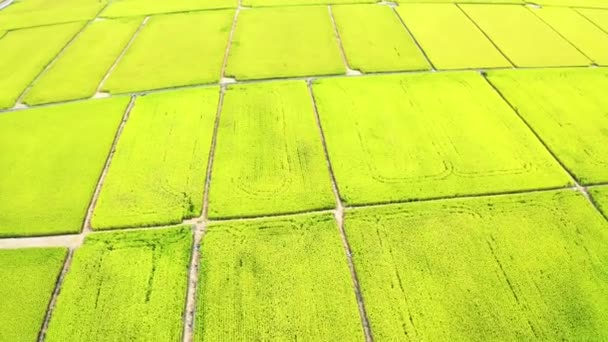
1;0;608;340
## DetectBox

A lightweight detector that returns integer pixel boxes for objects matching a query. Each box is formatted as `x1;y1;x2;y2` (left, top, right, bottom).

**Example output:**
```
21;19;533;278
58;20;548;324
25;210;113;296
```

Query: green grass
243;0;373;7
532;7;608;66
92;88;219;229
101;0;236;18
0;98;129;237
102;10;233;93
312;72;571;206
460;4;591;67
45;226;192;342
487;68;608;185
578;8;608;32
24;18;141;105
208;81;335;218
0;22;84;109
225;6;345;80
0;0;103;31
196;213;363;341
396;4;511;69
589;186;608;218
0;248;67;342
345;190;608;340
331;5;429;72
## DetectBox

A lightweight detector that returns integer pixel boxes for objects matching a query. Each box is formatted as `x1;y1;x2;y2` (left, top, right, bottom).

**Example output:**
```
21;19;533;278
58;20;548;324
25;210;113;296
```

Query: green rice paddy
208;81;334;218
312;72;570;205
0;22;83;109
2;0;608;340
487;67;608;184
533;7;608;66
24;18;141;105
196;214;363;340
396;3;511;69
0;98;129;237
345;190;608;340
102;10;233;93
45;227;192;341
461;4;591;67
225;6;344;80
331;4;429;72
0;248;67;341
590;186;608;218
92;88;218;229
101;0;236;18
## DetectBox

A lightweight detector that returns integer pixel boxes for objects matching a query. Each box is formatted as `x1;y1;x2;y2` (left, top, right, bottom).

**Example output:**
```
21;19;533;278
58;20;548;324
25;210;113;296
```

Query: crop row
1;67;608;237
1;4;608;108
2;188;608;340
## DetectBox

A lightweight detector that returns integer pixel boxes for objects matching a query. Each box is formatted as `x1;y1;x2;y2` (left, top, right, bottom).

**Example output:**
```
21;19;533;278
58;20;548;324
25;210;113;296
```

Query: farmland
197;214;362;340
1;0;608;340
92;88;219;229
44;227;192;341
0;248;67;341
208;81;335;218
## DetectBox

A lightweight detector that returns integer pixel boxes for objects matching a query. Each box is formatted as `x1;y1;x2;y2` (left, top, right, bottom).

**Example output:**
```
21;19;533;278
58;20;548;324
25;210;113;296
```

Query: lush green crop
0;248;67;342
0;22;84;109
538;0;608;8
196;213;363;340
590;186;608;218
24;18;141;105
461;4;590;67
312;72;570;206
0;0;103;31
331;5;428;72
0;98;129;237
487;68;608;184
345;190;608;340
243;0;372;7
396;4;511;69
92;88;219;229
533;7;608;66
578;8;608;32
101;0;236;17
45;226;192;341
208;81;335;218
103;10;233;93
225;6;344;80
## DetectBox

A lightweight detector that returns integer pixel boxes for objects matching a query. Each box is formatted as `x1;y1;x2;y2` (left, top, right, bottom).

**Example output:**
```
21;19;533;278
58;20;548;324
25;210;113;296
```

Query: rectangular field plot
45;227;192;342
487;68;608;185
101;0;236;18
0;248;67;341
312;72;570;206
92;88;219;229
196;214;363;341
590;186;608;218
533;7;608;66
0;98;129;237
537;0;608;8
0;0;102;31
208;81;334;218
24;18;141;105
461;4;590;67
102;10;233;93
578;8;608;32
345;190;608;340
243;0;373;7
396;4;511;69
225;6;344;80
0;22;83;109
331;5;429;72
